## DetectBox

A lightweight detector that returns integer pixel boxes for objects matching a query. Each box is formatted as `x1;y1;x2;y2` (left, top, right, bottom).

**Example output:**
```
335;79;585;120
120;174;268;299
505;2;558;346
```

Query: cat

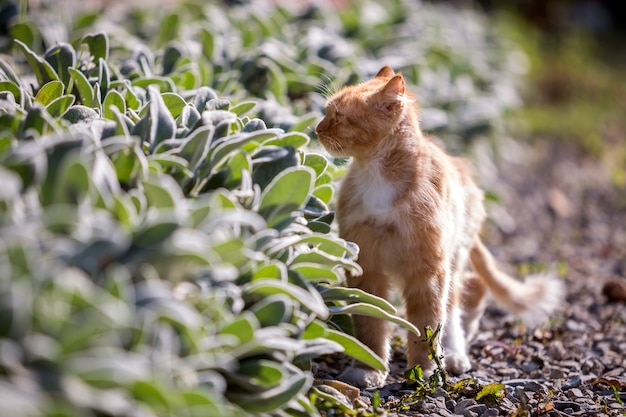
315;66;564;388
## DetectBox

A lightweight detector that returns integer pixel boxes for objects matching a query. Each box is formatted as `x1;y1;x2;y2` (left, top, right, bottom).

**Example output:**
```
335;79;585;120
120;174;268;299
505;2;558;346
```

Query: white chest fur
350;162;397;217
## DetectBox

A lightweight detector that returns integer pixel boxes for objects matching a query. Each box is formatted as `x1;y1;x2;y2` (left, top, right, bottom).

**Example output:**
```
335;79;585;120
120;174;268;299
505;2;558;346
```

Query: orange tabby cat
316;66;563;388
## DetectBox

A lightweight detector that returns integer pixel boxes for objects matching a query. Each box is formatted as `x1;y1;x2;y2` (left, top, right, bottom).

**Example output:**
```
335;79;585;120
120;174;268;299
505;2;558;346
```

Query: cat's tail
469;239;564;327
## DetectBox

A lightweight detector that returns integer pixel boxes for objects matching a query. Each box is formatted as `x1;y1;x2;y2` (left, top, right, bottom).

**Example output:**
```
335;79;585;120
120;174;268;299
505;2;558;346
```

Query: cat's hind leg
461;272;488;342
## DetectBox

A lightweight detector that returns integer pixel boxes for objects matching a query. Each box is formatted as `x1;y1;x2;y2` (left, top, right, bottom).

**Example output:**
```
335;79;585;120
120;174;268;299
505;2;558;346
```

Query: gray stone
553;401;581;412
562;375;582;390
455;398;478;414
465;404;487;416
567;388;584;398
480;408;500;417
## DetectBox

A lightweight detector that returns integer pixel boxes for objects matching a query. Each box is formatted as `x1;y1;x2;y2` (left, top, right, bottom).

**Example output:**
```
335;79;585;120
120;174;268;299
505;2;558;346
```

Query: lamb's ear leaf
44;42;76;87
14;39;59;85
325;328;387;372
328;302;420;338
69;68;94;107
82;32;109;62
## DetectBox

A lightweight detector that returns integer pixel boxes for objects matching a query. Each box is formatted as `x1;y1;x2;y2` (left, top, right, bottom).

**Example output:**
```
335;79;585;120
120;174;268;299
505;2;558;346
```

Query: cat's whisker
315;72;338;99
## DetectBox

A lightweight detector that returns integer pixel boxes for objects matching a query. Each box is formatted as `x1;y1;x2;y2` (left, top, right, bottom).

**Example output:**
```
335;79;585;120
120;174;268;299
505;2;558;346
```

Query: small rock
567;388;584;398
433;386;450;399
465;404;487;416
565;319;586;333
524;380;546;393
562;375;582;390
522;361;540;373
480;408;500;417
602;278;626;302
553;401;582;412
446;399;457;411
548;366;566;379
455;398;478;414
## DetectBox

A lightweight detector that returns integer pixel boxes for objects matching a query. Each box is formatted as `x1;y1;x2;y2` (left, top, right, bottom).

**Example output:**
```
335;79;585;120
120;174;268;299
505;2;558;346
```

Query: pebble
554;400;582;412
454;398;477;415
567;388;584;398
480;409;499;417
562;375;582;390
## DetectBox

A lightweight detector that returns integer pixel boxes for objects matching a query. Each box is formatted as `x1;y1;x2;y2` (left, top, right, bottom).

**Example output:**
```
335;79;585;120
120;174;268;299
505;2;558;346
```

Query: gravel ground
314;138;626;416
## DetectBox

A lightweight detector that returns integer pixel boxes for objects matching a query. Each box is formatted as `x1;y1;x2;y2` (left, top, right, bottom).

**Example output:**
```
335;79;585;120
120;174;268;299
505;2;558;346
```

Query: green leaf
132;76;175;93
44;42;76;87
229;100;257;116
193;87;218;112
291;264;340;283
0;82;21;105
9;22;38;50
302;319;327;340
263;132;310;150
62;105;98;123
14;39;60;85
328;303;420;337
325;328;387;372
146;86;176;152
243;279;328;319
290;250;362;276
82;32;109;61
233;360;285;390
242;118;267;132
98;58;111;99
207;130;279;170
251;146;300;189
250;295;293;327
223;150;250;188
289;114;319;133
131;381;171;411
476;383;506;402
227;373;310;413
143;175;184;210
161;92;187;118
157;13;180;47
319;287;397;314
177;125;214;171
103;90;126;120
148;154;191;177
303;153;328;178
252;262;287;281
258;166;314;230
46;95;75;117
34;80;64;106
199;28;214;59
69;68;94;107
313;184;334;204
220;312;259;344
161;44;183;75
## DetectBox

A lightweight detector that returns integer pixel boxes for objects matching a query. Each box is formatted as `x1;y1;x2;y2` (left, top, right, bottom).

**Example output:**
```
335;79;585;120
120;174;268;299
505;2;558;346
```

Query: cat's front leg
403;267;449;378
442;303;472;375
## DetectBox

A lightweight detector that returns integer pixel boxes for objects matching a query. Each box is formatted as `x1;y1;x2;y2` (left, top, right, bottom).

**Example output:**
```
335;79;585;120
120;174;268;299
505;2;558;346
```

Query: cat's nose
315;118;327;134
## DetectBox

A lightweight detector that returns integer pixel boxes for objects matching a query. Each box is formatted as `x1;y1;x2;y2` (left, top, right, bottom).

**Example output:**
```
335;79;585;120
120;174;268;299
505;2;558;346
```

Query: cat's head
316;65;415;158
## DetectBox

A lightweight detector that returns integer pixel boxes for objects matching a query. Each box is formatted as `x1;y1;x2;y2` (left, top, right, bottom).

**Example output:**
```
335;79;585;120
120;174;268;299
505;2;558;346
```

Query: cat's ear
374;74;406;112
375;65;395;78
381;74;405;97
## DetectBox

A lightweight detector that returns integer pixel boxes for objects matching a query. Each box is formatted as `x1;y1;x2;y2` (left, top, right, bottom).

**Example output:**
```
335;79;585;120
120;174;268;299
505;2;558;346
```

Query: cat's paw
444;352;471;375
338;366;388;389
